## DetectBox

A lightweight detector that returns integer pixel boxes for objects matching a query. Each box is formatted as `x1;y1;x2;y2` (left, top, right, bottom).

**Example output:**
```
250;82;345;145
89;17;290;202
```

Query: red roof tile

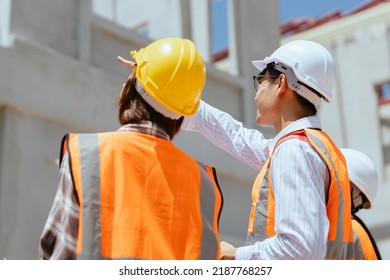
281;0;390;36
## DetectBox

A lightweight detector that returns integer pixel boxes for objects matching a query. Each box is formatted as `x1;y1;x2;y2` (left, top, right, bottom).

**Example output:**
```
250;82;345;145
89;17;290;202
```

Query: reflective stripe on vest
65;132;223;260
352;219;377;260
247;129;354;259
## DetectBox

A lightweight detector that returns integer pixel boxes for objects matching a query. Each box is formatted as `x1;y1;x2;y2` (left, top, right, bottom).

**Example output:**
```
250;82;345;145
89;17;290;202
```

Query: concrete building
281;0;390;259
0;0;279;259
2;0;389;260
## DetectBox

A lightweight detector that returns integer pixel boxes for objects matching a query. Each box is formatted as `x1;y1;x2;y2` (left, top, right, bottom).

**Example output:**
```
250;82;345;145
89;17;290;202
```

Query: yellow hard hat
131;37;206;118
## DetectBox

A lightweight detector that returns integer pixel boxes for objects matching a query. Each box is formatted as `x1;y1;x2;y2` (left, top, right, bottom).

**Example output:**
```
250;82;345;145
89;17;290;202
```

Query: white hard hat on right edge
341;148;379;209
252;40;336;108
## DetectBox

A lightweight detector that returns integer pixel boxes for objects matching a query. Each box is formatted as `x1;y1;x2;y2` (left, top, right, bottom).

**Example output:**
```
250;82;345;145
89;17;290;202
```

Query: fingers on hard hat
117;56;136;70
117;56;137;80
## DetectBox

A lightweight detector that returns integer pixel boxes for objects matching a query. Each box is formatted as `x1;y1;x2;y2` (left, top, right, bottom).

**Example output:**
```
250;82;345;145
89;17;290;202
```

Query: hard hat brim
252;59;269;73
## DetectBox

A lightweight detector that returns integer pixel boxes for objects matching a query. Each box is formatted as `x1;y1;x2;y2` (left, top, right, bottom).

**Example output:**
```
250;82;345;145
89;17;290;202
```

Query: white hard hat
252;40;336;108
341;148;379;209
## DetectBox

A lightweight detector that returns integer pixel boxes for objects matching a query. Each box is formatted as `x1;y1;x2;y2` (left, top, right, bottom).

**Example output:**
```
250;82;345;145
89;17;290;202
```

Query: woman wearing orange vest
341;149;382;260
182;40;354;259
38;38;223;260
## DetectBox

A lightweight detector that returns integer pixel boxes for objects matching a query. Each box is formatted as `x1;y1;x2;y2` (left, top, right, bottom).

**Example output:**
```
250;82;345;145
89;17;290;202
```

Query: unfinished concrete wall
0;0;279;259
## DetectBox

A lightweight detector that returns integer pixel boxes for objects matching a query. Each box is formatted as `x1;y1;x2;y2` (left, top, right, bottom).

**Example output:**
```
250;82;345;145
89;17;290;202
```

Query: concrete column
78;0;92;62
92;0;115;20
0;0;12;47
190;0;211;62
179;0;192;39
227;0;279;127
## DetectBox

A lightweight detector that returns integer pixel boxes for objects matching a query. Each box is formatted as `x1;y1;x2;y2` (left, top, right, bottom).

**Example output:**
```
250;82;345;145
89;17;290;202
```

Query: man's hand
220;241;237;260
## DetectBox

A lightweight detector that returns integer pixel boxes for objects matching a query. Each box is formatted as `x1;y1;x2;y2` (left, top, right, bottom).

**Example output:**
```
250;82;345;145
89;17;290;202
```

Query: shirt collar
117;121;170;141
265;115;322;154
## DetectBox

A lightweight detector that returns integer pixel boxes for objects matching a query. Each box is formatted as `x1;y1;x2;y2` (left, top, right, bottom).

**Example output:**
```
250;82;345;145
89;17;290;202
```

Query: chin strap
351;190;368;214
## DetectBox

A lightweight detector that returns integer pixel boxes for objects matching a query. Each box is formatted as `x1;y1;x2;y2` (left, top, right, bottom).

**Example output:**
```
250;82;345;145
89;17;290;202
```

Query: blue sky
279;0;370;24
212;0;369;52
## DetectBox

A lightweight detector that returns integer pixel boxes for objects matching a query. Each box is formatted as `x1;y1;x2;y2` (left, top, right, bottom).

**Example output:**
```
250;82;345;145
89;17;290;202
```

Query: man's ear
276;73;288;96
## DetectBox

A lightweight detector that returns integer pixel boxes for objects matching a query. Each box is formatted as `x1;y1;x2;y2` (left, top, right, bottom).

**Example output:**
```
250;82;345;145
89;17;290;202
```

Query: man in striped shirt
182;40;353;259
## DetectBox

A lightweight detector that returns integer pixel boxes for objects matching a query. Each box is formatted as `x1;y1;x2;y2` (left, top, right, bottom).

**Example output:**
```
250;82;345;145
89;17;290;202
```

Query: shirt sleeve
236;139;329;259
182;100;271;171
38;152;79;260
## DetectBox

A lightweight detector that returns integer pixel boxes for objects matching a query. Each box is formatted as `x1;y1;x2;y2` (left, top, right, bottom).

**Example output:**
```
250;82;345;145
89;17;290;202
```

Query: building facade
0;0;279;259
1;0;389;260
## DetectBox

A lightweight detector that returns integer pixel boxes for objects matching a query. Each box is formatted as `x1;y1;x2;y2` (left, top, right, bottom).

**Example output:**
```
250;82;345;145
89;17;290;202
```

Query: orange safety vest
352;215;381;260
62;131;223;260
247;129;354;259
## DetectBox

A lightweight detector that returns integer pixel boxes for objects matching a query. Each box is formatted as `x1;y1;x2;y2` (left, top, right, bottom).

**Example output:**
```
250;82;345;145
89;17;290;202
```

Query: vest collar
265;116;322;154
118;121;170;141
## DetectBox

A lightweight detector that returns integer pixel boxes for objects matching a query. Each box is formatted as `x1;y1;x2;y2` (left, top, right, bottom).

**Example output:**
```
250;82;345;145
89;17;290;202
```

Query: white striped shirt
182;101;329;259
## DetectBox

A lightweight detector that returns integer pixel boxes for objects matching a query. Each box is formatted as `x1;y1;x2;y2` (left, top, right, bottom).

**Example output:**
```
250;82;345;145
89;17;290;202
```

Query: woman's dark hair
118;76;183;140
262;65;317;116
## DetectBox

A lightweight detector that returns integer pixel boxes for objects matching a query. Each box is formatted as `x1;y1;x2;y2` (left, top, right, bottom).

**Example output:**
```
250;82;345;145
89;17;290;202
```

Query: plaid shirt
38;122;170;259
